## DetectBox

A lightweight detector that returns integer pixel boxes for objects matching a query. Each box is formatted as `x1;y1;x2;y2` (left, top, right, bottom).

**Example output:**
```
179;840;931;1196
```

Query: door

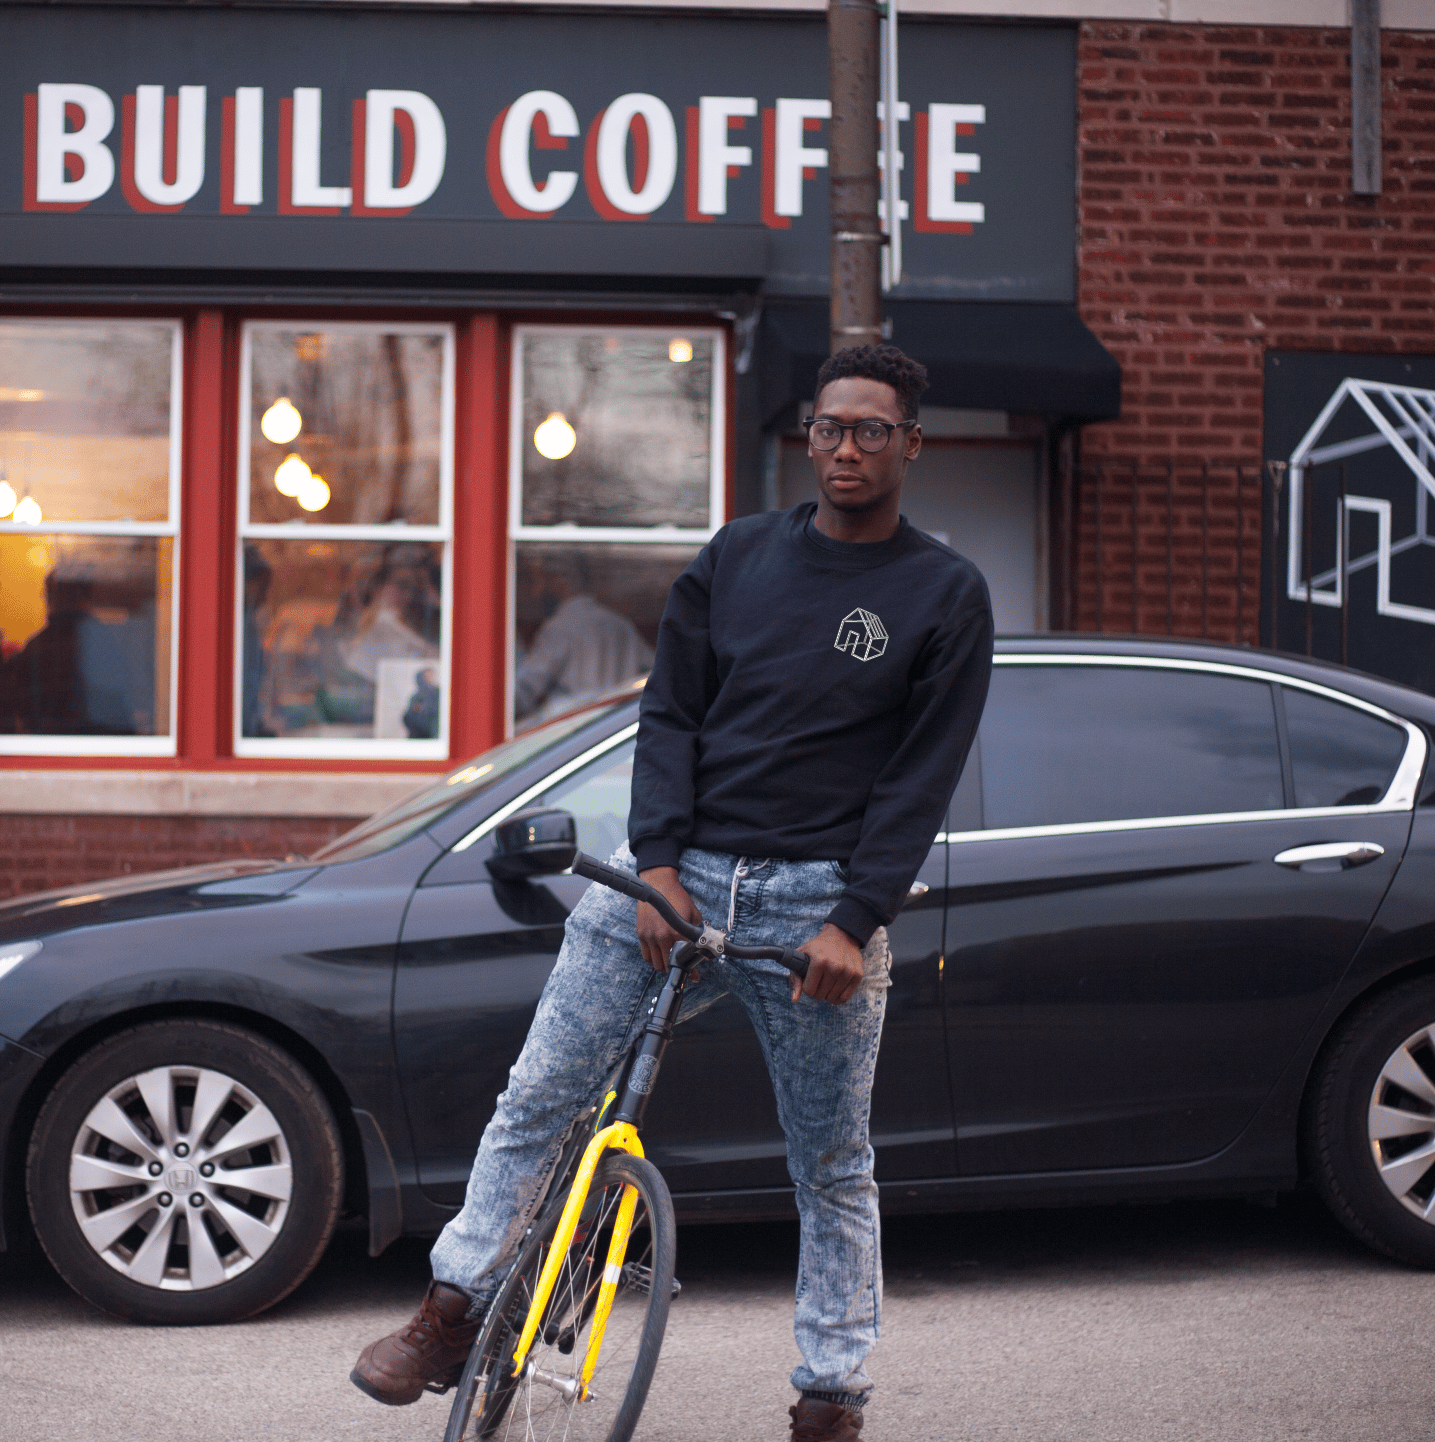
395;732;955;1205
393;735;632;1205
944;659;1416;1176
639;838;953;1194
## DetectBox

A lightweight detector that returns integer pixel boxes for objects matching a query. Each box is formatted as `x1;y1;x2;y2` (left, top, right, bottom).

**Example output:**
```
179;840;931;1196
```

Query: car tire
26;1019;343;1324
1307;977;1435;1267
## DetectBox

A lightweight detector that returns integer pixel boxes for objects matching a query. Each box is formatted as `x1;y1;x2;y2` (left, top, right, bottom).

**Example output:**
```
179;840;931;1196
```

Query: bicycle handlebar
571;851;809;981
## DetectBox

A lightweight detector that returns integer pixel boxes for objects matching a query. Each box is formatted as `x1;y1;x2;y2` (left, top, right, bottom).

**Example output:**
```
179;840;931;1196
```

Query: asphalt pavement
4;1192;1434;1442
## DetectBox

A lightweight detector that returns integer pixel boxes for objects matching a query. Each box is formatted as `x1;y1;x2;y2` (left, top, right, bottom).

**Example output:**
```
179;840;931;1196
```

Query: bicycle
442;823;810;1442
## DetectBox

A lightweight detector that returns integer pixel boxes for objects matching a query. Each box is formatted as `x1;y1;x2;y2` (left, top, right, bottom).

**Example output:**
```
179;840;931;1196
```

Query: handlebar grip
570;851;703;942
781;948;810;981
571;851;651;902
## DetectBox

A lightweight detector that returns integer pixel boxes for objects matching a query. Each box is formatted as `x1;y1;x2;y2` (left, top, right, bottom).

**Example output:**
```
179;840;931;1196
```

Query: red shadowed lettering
120;92;183;214
278;96;341;215
23;92;88;212
913;110;972;236
760;107;787;230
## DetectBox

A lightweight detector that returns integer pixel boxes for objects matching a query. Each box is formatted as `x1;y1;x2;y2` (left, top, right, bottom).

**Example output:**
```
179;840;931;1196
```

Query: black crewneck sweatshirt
630;502;993;944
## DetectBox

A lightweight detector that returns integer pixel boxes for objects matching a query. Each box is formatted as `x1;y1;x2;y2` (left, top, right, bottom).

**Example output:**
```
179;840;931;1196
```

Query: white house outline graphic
835;608;889;661
1287;378;1435;626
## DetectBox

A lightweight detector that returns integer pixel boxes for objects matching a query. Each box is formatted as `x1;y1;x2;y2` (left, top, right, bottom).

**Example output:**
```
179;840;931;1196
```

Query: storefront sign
2;6;1076;300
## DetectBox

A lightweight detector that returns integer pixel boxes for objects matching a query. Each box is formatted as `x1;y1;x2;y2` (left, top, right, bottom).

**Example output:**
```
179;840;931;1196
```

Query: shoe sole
349;1364;464;1406
349;1367;428;1407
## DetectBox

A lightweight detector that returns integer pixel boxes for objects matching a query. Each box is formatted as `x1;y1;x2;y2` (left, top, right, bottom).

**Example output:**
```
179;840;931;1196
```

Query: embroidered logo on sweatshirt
835;608;888;662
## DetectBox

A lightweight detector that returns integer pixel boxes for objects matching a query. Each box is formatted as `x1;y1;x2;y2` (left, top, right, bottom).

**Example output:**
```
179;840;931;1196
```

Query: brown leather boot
789;1397;865;1441
350;1281;480;1405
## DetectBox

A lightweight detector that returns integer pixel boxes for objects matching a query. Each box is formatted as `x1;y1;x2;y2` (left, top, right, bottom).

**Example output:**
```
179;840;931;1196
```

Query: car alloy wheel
68;1064;293;1289
1307;977;1435;1268
28;1020;343;1324
1367;1025;1435;1221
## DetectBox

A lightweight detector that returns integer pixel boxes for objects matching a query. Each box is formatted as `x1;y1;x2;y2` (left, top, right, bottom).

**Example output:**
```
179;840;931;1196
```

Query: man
513;550;653;727
352;344;993;1441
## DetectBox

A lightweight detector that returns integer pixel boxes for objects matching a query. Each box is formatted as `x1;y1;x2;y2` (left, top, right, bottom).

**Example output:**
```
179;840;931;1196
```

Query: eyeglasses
802;417;918;453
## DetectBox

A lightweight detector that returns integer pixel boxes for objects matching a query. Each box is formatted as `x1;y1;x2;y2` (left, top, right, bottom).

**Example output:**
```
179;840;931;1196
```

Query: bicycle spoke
455;1156;672;1442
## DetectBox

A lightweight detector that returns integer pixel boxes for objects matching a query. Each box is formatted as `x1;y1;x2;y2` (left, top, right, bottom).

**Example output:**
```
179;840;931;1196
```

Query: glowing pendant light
533;411;577;461
274;454;311;497
260;396;303;445
13;496;42;525
0;480;15;518
297;473;331;512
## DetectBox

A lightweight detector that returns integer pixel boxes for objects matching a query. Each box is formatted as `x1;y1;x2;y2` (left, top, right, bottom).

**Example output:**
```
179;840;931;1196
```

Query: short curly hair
814;344;930;421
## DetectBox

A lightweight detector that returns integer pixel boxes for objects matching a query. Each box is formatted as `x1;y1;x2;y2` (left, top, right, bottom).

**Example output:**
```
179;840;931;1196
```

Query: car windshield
310;695;635;863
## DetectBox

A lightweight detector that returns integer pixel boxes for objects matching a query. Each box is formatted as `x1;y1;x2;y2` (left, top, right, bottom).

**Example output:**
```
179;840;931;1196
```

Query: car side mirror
486;808;579;882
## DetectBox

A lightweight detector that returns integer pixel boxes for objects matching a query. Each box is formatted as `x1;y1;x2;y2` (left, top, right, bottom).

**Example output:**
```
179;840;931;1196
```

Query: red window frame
0;304;732;776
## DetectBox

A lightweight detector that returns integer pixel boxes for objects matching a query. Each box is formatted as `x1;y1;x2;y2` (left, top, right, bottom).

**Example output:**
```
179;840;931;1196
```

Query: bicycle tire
444;1152;675;1442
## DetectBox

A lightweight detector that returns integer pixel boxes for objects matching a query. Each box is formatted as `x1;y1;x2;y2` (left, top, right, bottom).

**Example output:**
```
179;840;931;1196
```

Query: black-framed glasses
802;417;918;453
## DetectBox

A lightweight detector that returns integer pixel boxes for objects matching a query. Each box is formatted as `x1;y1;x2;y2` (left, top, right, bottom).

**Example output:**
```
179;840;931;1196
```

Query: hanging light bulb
533;411;577;461
668;337;694;363
0;480;15;518
297;472;331;513
13;496;42;525
260;396;303;445
274;454;311;497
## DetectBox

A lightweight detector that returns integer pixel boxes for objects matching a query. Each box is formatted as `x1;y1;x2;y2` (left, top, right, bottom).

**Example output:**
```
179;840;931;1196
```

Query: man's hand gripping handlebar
569;852;811;982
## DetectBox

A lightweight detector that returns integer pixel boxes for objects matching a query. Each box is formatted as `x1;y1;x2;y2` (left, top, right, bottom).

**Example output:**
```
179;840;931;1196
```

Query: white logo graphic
1286;377;1435;627
835;608;888;662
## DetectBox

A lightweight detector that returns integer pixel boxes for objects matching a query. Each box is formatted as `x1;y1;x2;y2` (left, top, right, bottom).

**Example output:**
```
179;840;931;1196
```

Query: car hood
0;858;321;945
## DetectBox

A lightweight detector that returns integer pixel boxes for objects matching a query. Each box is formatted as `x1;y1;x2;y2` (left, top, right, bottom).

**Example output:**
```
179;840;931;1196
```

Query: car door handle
1274;842;1386;871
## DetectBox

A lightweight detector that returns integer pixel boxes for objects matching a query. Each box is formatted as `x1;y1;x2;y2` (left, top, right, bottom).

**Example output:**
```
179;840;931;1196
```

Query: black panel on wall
1264;350;1435;695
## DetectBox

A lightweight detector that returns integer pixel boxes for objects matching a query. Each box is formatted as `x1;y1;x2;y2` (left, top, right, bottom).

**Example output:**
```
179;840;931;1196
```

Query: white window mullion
507;324;727;736
0;318;183;758
235;320;456;760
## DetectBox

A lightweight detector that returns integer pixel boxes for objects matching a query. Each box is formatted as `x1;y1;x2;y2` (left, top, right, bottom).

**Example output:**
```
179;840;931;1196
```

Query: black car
4;636;1435;1324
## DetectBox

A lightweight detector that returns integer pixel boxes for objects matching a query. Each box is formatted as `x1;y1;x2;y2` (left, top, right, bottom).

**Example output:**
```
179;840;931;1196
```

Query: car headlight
0;940;42;984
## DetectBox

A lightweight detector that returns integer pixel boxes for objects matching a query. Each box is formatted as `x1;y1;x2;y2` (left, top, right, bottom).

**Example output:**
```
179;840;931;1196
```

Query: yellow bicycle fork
507;1116;645;1400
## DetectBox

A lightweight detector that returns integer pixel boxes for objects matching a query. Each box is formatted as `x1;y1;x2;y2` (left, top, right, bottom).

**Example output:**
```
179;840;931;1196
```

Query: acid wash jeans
429;844;891;1405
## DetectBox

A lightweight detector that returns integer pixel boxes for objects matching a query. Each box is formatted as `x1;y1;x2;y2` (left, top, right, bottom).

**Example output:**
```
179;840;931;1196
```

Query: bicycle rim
445;1152;675;1442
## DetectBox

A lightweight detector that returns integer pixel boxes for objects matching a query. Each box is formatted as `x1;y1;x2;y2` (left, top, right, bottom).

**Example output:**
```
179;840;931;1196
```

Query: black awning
758;300;1122;426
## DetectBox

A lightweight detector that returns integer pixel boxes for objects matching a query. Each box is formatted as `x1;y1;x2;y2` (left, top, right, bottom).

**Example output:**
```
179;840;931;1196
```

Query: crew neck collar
794;502;912;569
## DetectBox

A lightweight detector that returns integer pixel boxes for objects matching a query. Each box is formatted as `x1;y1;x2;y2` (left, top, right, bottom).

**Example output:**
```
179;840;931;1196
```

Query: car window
979;665;1285;830
1283;688;1408;808
310;698;631;862
531;738;636;861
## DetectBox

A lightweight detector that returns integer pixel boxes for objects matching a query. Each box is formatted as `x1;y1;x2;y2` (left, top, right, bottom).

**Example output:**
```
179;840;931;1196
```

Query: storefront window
238;322;453;758
0;320;180;754
509;326;724;730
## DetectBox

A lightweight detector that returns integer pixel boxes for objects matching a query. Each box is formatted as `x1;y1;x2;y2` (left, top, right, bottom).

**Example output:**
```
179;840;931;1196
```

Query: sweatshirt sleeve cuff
825;896;885;948
630;837;684;874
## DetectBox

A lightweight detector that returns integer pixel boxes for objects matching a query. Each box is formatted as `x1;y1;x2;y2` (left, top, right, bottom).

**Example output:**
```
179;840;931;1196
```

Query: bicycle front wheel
445;1152;676;1442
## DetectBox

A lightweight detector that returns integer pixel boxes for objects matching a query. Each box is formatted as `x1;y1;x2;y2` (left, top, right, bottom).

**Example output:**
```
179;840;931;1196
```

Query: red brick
1074;20;1435;643
0;815;356;899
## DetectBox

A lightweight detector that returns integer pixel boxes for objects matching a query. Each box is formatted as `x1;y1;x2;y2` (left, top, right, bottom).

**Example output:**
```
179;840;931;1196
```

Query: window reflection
239;321;452;755
979;667;1284;828
243;540;443;740
0;320;173;525
1283;688;1407;808
513;543;696;730
0;536;172;736
536;738;636;859
247;327;445;527
519;331;716;530
0;318;178;751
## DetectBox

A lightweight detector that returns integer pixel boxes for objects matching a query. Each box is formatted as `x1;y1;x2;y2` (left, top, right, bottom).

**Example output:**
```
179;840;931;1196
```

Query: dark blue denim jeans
430;844;890;1401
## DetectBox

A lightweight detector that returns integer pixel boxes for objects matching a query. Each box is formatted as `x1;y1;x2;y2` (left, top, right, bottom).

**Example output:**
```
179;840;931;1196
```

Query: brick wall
1075;21;1435;640
0;814;357;901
